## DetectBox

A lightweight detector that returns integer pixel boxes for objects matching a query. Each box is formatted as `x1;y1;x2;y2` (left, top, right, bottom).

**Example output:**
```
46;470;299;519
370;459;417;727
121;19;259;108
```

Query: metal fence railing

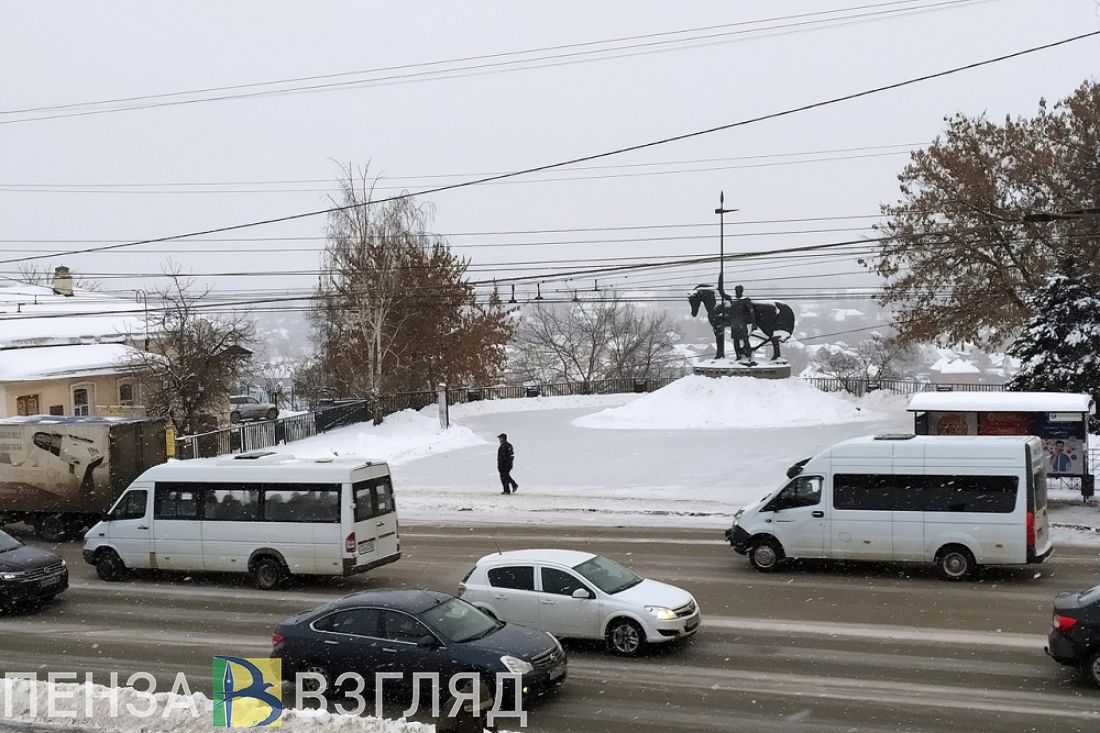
174;376;1010;460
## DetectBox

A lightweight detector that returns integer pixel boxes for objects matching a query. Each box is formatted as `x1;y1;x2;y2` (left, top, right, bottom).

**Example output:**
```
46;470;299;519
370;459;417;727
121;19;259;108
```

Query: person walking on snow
497;433;518;494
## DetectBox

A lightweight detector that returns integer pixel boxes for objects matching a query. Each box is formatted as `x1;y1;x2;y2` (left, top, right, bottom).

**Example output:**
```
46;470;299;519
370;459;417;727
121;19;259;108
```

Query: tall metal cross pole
715;191;739;297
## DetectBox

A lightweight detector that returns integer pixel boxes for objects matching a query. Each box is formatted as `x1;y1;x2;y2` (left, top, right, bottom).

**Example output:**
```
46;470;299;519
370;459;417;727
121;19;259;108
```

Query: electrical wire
4;28;1096;268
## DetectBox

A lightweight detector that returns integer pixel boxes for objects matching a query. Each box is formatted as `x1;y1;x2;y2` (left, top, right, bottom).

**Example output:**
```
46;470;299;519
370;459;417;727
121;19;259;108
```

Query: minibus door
352;477;399;567
104;487;153;568
767;476;826;558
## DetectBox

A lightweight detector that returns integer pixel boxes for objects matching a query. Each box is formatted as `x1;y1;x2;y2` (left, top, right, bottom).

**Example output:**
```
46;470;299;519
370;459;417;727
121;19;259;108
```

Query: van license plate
357;539;375;555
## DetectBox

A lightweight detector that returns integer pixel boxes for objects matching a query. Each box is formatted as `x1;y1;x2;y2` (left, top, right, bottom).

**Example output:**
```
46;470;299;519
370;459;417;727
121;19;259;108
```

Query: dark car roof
327;588;453;615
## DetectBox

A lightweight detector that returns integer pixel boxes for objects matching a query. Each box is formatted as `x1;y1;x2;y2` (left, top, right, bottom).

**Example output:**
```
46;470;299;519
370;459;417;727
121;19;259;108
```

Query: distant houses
0;268;151;419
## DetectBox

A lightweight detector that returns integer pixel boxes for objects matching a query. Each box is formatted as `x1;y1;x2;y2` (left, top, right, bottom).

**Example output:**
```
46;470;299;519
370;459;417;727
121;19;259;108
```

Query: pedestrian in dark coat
497;433;518;494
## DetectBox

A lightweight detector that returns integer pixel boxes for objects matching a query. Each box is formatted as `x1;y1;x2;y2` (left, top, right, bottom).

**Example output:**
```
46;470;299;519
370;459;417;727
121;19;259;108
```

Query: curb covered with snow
573;375;881;431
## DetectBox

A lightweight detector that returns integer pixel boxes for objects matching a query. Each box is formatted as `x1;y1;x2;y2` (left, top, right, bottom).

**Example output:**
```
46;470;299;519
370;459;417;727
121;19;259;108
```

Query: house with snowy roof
0;267;152;419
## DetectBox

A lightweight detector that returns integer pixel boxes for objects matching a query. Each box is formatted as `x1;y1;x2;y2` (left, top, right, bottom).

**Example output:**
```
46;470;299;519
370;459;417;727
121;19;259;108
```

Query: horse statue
688;283;795;364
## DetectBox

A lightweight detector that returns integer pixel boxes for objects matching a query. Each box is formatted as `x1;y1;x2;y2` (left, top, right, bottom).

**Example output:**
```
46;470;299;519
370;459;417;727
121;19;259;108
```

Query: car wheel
748;538;784;573
298;664;333;696
252;556;286;590
1086;650;1100;689
936;545;977;581
265;408;278;421
34;514;71;542
229;411;241;424
606;618;644;656
95;550;127;582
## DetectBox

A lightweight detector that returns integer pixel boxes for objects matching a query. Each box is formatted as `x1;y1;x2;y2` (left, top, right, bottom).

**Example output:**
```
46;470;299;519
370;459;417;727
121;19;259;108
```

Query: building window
72;387;91;416
16;394;40;416
118;382;135;405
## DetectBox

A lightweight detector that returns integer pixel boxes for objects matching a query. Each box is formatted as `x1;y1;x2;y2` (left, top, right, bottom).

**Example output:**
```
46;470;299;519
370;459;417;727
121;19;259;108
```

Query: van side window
204;488;260;521
154;484;200;519
834;474;1019;513
262;485;340;522
772;476;822;510
110;490;148;521
487;565;535;591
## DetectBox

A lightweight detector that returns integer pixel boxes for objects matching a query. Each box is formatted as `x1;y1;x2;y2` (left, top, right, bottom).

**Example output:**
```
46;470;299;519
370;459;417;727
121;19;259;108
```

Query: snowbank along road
1;523;1098;733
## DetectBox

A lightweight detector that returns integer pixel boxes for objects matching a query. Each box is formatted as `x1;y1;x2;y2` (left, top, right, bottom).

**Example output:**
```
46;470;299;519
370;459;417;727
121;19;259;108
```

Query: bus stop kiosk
908;392;1096;499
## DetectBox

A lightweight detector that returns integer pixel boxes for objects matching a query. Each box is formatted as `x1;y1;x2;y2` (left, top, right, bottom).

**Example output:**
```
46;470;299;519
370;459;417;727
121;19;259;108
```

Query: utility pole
714;191;739;297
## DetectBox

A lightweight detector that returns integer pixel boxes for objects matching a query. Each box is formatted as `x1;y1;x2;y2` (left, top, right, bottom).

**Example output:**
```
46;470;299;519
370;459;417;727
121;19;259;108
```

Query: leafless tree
512;297;678;383
122;273;254;434
816;333;907;391
310;165;512;398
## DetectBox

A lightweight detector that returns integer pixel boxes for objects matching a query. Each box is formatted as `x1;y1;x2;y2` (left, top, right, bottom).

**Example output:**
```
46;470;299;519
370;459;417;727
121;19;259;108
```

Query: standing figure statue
688;283;796;364
729;284;755;362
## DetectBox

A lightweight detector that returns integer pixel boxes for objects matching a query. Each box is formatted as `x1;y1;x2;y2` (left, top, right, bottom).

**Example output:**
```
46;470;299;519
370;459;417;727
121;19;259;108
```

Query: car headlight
499;656;534;675
645;606;678;621
60;559;67;568
0;571;24;581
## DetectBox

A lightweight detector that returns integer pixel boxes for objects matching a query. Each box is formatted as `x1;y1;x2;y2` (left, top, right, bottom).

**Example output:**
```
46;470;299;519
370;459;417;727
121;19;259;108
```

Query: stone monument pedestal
692;358;792;380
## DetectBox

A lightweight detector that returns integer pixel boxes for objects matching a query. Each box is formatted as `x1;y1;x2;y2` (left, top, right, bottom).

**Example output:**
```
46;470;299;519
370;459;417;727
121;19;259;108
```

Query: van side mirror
572;588;593;600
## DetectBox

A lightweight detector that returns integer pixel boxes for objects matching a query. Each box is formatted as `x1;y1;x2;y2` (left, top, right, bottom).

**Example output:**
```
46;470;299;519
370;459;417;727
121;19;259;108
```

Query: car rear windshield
1080;584;1100;605
0;530;20;553
573;555;642;595
420;598;498;643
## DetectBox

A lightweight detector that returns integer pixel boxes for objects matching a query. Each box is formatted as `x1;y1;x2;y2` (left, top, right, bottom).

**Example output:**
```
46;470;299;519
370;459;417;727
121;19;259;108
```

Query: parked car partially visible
1046;583;1100;687
459;549;700;656
229;395;278;423
0;529;68;609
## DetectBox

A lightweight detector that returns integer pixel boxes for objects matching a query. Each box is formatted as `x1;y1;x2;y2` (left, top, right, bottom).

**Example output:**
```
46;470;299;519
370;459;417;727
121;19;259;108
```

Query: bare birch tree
123;274;254;434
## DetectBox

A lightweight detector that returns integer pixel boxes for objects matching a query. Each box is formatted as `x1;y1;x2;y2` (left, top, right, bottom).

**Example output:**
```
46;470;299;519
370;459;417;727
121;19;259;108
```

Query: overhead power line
0;0;991;124
3;28;1094;268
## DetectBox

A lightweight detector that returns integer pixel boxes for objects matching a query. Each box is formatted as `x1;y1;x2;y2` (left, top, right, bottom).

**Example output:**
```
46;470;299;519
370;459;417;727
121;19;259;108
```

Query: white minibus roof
907;391;1094;415
139;453;388;483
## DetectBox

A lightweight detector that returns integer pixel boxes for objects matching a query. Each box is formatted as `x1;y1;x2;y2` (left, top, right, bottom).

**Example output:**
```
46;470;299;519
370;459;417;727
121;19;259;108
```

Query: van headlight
645;606;677;621
734;508;745;523
500;656;534;675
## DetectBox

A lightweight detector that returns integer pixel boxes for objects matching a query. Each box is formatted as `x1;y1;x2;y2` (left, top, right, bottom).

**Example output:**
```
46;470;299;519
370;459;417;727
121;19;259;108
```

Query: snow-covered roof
0;280;148;349
477;549;595;567
908;392;1095;414
937;359;980;375
0;343;143;382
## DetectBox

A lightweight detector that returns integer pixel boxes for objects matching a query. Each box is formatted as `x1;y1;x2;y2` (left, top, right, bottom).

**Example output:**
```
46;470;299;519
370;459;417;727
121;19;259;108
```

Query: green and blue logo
212;657;283;727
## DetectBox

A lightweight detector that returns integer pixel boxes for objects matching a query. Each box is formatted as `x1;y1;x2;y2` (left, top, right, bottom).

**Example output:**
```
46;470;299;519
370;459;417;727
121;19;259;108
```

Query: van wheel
95;550;127;582
936;545;977;581
1085;651;1100;689
252;556;286;590
606;618;645;656
748;538;784;572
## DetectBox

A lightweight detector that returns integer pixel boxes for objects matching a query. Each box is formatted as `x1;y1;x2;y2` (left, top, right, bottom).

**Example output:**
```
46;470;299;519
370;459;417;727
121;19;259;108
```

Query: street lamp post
135;289;149;350
714;191;739;296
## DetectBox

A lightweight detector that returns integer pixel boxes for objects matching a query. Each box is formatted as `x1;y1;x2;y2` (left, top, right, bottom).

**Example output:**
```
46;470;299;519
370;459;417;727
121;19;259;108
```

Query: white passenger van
82;452;400;589
725;435;1052;580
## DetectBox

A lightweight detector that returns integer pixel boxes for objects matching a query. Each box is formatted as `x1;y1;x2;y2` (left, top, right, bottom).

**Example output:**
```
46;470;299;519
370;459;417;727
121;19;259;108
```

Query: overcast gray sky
2;0;1099;311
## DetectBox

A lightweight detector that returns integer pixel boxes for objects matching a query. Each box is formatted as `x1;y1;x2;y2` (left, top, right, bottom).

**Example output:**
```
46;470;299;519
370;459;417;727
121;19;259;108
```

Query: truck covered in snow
0;416;167;540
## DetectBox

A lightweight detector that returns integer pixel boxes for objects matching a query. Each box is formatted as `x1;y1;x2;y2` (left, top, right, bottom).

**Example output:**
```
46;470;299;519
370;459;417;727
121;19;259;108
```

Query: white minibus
725;434;1053;580
82;452;400;589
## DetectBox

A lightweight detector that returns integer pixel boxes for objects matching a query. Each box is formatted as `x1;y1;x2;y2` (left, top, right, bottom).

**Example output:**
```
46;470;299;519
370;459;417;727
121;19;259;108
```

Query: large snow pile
1;679;441;733
573;375;880;431
447;392;638;418
280;409;486;465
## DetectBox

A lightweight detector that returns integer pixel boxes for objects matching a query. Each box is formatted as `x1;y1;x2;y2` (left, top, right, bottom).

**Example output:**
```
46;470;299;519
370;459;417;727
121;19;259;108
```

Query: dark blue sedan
273;589;566;699
0;529;68;609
